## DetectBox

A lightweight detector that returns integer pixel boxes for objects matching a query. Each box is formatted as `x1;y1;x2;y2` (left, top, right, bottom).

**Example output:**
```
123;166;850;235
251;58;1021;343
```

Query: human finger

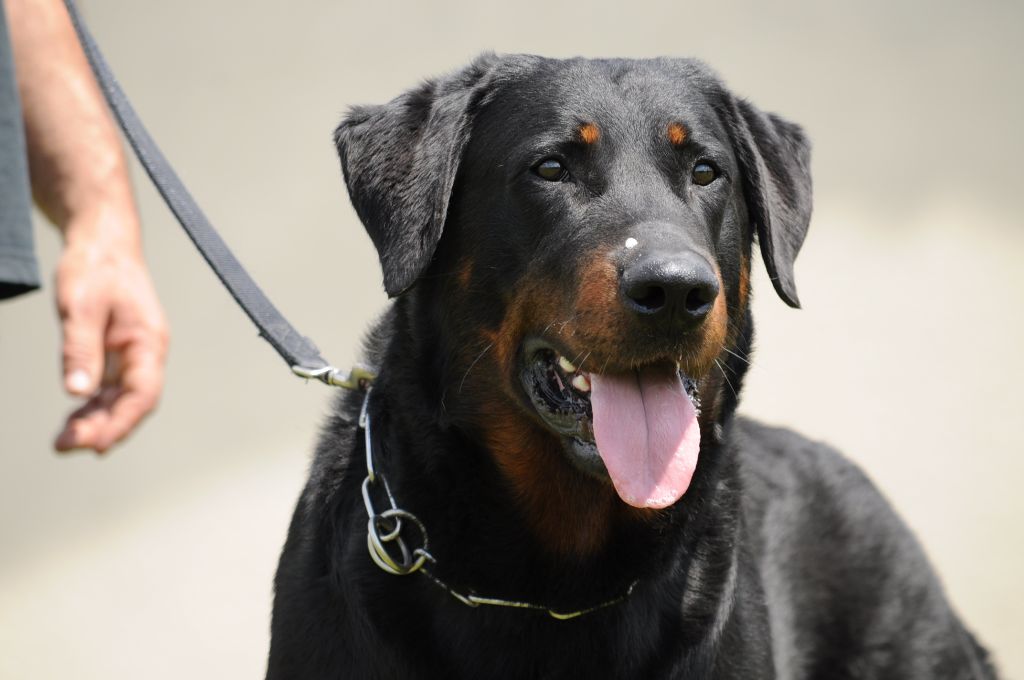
54;386;118;452
58;293;107;397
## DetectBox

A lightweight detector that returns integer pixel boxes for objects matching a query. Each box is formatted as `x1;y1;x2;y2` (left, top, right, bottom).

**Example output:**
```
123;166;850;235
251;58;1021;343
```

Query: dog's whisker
720;347;751;366
557;315;578;332
716;357;740;375
715;359;738;398
458;342;495;394
573;350;593;372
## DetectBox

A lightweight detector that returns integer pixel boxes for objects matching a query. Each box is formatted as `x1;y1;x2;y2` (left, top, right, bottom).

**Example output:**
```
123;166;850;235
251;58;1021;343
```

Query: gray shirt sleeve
0;3;41;300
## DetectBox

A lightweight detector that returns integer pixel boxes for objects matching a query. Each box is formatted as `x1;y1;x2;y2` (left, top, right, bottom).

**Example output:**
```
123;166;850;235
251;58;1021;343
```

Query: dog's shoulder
732;415;935;587
732;416;889;522
730;417;996;678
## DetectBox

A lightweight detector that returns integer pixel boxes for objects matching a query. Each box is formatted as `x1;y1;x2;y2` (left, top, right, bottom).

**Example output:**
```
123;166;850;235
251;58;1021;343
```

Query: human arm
5;0;168;452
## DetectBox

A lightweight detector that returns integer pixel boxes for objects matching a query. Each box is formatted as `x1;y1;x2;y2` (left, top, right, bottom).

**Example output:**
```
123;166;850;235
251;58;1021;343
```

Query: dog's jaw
519;338;706;507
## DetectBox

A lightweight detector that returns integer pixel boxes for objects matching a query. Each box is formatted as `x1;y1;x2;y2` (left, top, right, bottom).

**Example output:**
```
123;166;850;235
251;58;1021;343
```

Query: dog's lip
518;338;606;480
517;338;701;473
519;338;595;442
520;337;663;379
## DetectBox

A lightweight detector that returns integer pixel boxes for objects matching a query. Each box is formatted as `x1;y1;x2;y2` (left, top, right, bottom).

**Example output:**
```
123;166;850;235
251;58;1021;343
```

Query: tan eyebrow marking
578;122;600;145
667;122;687;146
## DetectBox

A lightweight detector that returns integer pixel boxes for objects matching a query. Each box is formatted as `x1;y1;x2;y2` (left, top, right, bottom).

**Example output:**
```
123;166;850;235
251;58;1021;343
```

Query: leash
62;0;373;391
64;4;635;619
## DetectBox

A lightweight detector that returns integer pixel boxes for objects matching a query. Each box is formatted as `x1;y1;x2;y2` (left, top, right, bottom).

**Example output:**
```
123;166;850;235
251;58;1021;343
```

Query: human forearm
5;0;138;250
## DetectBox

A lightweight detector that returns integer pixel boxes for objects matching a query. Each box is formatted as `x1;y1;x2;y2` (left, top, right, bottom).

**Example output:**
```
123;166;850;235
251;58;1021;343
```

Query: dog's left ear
725;97;813;308
335;55;502;297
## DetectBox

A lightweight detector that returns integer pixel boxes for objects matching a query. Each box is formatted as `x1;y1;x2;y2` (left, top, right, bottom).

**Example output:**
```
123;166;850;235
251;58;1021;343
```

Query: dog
266;54;997;679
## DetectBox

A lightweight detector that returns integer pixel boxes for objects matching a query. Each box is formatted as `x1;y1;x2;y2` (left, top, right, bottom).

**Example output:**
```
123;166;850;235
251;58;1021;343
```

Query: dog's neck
355;299;756;619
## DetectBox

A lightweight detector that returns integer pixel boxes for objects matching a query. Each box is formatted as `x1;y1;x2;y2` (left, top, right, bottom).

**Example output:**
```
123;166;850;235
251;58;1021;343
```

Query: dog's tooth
557;356;577;373
572;374;591;392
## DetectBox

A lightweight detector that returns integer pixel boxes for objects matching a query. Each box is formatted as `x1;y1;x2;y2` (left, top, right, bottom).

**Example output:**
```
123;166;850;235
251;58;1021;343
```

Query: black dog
267;55;996;679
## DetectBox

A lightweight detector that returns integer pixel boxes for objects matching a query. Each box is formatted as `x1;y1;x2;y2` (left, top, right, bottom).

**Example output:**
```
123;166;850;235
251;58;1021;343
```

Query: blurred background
1;0;1021;677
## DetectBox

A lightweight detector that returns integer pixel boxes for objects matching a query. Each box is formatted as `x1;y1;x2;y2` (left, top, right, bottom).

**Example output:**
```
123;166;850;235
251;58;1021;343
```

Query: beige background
1;1;1021;677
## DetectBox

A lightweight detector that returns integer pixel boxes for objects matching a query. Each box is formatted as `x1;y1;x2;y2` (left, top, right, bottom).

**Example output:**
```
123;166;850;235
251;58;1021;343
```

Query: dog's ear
335;56;500;297
725;97;813;308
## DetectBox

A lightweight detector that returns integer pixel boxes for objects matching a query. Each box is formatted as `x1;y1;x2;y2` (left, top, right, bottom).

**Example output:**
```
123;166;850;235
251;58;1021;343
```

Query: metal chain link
357;388;638;620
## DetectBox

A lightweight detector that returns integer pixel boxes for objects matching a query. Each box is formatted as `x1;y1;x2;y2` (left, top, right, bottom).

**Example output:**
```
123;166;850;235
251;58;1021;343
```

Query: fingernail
54;428;76;452
67;370;91;395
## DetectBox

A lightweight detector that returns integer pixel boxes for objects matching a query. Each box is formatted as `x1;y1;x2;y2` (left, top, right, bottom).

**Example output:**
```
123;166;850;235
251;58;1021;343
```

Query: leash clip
291;364;375;390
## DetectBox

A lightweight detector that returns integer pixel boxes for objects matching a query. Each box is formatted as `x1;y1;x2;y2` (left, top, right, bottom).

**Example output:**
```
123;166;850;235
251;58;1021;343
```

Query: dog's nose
620;251;719;326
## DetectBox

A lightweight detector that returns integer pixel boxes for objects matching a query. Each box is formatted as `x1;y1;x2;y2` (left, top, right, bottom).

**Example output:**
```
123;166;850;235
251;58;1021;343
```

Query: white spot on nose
624;237;638;249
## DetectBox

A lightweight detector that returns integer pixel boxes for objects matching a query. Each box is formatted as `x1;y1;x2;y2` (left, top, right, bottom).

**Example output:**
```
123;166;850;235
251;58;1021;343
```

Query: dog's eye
692;162;717;186
535;158;568;182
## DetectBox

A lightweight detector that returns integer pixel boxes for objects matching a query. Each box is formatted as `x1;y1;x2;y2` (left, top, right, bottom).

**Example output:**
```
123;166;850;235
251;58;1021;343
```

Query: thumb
61;309;106;396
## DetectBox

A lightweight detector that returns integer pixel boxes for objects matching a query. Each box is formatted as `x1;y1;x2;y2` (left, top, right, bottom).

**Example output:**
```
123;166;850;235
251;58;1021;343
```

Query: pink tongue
589;367;700;509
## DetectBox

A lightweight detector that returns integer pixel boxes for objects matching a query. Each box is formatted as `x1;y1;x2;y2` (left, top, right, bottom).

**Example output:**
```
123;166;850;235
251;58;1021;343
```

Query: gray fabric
0;3;40;300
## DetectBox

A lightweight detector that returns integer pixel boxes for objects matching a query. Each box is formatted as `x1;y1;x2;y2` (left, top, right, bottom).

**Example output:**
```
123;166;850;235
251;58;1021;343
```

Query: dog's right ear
335;56;501;297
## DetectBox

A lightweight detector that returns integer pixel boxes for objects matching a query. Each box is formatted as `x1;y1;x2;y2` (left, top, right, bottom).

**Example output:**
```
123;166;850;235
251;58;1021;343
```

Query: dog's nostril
684;286;714;316
620;250;719;325
627;284;667;312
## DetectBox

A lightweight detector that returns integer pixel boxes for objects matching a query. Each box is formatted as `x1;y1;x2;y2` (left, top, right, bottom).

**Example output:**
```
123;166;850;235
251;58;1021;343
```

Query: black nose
620;251;719;325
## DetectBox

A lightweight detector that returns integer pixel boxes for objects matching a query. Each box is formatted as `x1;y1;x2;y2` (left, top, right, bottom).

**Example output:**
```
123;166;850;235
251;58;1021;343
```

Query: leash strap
62;0;369;389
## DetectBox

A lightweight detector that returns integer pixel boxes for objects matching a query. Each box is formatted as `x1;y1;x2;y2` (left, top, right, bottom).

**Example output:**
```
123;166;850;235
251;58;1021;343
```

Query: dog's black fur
267;55;996;679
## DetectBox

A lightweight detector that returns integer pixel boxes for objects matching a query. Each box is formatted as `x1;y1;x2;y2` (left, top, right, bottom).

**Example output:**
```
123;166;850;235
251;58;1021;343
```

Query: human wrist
60;197;144;259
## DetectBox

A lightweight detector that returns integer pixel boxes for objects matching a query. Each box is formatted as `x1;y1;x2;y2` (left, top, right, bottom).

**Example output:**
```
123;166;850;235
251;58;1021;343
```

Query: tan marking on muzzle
476;274;629;556
689;268;729;377
572;256;629;361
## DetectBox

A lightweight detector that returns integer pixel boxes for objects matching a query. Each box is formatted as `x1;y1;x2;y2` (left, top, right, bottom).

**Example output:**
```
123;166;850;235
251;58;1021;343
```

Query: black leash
61;7;643;618
62;0;373;390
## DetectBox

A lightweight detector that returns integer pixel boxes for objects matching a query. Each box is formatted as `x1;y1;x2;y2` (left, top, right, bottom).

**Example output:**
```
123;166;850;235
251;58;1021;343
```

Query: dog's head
336;55;811;553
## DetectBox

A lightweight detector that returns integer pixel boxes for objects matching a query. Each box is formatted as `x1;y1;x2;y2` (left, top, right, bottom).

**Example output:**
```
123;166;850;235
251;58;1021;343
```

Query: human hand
53;210;168;453
7;0;169;452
